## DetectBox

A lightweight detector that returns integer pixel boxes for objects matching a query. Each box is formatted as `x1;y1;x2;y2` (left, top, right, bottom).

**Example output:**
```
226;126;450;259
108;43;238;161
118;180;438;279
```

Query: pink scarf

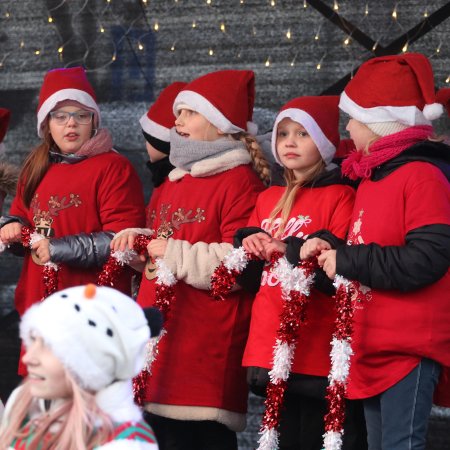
75;128;114;158
342;125;434;180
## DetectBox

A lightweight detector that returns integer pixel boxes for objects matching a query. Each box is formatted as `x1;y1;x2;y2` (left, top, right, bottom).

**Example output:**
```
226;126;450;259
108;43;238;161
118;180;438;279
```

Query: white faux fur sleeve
163;239;233;290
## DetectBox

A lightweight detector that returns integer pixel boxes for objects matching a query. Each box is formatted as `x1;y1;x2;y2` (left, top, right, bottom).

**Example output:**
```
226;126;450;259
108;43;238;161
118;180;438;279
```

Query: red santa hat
436;88;450;117
140;81;187;142
173;70;257;135
37;66;100;138
0;108;10;144
271;96;340;166
339;53;443;130
21;284;162;392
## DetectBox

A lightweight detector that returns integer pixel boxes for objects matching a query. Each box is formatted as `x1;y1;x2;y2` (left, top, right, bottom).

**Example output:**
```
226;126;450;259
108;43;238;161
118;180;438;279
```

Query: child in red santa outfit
0;67;145;372
112;69;269;450
317;53;450;450
112;81;188;260
0;283;161;449
236;96;366;450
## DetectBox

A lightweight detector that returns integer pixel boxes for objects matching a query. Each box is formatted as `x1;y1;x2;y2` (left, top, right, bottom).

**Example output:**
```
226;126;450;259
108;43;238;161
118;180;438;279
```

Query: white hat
20;284;160;391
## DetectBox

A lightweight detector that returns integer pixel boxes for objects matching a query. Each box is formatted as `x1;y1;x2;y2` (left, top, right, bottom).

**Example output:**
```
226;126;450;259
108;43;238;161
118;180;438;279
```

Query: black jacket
336;140;450;292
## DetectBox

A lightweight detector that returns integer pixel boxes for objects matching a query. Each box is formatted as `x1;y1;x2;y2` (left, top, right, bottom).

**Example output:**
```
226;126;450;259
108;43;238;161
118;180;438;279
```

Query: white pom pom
423;103;444;120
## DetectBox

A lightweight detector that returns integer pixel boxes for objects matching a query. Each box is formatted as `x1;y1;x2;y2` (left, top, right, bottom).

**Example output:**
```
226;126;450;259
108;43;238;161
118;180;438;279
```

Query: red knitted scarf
342;125;434;180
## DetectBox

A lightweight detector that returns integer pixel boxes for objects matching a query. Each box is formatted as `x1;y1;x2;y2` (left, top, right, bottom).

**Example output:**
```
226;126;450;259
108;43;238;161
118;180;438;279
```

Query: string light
240;0;245;3
206;0;212;4
271;0;276;6
392;4;398;20
58;46;63;53
435;42;442;54
142;0;148;3
5;11;10;18
154;21;159;31
220;22;226;32
35;50;41;56
316;53;326;70
138;42;144;50
100;25;105;33
20;41;25;48
446;75;450;84
265;56;271;67
344;36;350;46
365;3;369;15
423;9;428;18
192;20;197;28
316;62;321;70
209;48;214;55
402;42;408;53
111;54;116;62
372;40;379;52
315;32;320;40
286;28;291;39
303;0;307;8
252;26;257;36
333;1;339;11
48;16;53;23
170;42;176;51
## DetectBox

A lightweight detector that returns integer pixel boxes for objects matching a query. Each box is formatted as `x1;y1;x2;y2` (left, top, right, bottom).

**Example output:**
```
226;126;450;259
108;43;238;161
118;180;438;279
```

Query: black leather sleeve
336;224;450;292
49;231;115;268
233;226;268;294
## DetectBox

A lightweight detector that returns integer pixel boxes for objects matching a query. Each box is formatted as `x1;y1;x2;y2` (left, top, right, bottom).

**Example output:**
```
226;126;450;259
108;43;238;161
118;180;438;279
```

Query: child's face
49;105;94;154
175;109;222;141
276;118;322;178
22;335;72;400
146;141;167;163
346;119;378;150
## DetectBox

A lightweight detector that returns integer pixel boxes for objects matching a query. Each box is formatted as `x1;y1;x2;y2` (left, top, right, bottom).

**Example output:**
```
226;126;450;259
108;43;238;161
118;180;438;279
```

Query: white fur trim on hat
37;88;100;137
423;103;444;120
139;113;170;142
173;90;245;134
271;108;336;166
339;91;432;127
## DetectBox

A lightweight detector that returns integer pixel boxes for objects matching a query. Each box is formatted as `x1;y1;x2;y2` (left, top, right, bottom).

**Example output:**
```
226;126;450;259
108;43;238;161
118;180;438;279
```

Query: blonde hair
232;132;271;186
268;159;325;238
0;372;114;450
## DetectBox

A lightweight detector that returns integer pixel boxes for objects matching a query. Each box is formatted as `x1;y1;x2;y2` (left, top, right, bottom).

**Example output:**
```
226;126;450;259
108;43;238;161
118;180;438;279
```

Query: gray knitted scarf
169;128;246;171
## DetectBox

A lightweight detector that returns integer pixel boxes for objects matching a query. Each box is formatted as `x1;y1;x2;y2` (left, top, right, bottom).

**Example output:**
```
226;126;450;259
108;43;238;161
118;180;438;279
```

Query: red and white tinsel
322;275;355;450
0;226;59;299
132;257;177;406
258;254;317;450
210;246;257;300
97;233;178;406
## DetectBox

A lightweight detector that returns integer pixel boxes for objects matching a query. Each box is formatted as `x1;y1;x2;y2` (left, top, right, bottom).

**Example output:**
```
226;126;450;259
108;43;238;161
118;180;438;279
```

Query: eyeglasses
49;110;94;125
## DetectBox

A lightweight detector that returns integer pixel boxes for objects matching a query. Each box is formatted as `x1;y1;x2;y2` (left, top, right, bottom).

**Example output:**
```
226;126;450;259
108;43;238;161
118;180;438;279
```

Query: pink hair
0;370;114;449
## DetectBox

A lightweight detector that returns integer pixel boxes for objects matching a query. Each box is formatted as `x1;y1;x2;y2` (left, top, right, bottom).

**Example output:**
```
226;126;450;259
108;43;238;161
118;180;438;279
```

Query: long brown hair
232;132;271;186
19;121;54;208
268;157;325;238
0;373;114;450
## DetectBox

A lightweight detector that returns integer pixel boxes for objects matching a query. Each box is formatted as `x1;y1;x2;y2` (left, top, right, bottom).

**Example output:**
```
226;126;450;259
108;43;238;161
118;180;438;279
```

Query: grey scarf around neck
169;128;247;171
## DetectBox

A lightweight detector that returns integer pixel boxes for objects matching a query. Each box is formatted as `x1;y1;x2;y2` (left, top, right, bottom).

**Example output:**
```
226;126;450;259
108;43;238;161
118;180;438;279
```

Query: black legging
144;412;238;450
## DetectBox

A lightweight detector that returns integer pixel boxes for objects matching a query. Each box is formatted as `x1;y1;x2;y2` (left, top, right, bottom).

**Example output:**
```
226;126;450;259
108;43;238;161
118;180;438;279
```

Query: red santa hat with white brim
36;66;100;138
173;70;258;135
339;53;443;132
140;81;187;143
271;96;340;167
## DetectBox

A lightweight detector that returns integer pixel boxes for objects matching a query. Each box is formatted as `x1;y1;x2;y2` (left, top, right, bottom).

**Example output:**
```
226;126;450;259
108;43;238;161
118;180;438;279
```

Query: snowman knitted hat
272;96;340;166
37;67;100;138
20;284;156;392
339;53;443;135
140;81;187;154
173;70;257;134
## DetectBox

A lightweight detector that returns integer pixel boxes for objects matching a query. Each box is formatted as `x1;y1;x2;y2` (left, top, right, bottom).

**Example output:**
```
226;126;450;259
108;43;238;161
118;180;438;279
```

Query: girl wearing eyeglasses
0;67;145;378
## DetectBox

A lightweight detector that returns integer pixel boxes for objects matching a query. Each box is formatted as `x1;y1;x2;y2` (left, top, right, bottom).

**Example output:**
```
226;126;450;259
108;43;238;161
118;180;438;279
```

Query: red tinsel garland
21;226;59;299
